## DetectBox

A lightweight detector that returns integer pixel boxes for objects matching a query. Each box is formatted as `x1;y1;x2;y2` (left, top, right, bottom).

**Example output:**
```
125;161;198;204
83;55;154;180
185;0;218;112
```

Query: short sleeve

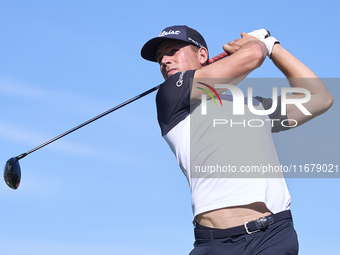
156;70;196;136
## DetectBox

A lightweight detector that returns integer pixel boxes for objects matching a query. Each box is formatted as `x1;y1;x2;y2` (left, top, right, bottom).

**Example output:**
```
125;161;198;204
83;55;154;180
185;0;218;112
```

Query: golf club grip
209;52;229;64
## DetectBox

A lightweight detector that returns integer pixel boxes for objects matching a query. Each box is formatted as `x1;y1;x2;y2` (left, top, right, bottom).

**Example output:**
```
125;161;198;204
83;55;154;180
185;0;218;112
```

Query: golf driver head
4;157;21;189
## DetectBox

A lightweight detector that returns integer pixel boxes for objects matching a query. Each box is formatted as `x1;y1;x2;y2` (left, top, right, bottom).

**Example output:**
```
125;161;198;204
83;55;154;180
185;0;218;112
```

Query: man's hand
192;32;267;99
223;32;261;55
248;29;279;58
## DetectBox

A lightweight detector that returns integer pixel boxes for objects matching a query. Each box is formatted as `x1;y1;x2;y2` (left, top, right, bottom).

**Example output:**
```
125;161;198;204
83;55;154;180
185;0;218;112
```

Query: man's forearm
271;44;318;79
271;43;333;126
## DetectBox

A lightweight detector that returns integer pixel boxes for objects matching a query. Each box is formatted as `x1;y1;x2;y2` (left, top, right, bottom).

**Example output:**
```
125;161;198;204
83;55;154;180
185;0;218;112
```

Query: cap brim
141;37;185;62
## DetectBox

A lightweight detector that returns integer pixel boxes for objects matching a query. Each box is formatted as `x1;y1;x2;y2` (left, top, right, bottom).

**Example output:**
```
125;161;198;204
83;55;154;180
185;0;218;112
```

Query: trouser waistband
194;210;292;240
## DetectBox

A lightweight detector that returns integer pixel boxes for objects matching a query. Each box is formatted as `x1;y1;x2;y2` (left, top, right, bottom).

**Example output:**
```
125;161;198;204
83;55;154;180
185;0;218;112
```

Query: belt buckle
244;219;260;234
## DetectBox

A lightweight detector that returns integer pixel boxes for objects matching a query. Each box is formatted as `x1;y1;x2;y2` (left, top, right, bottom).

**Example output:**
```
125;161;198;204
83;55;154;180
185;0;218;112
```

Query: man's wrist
263;37;280;58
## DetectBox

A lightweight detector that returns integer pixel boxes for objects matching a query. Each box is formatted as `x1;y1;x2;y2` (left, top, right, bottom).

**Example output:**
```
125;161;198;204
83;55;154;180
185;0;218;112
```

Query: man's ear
198;47;209;66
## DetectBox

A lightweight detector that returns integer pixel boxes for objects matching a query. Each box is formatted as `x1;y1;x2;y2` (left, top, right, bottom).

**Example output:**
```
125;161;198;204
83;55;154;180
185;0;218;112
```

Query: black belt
194;210;292;239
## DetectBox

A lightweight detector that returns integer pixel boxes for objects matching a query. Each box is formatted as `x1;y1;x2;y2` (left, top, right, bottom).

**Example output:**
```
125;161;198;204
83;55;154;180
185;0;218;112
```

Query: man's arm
270;43;334;127
191;33;267;99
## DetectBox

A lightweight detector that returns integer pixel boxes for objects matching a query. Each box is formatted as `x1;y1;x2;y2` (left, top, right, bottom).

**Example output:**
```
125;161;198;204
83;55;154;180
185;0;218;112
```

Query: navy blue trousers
190;216;298;255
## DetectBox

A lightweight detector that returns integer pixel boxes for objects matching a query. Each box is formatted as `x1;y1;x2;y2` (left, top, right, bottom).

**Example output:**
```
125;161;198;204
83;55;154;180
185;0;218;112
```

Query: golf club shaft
17;52;229;160
17;85;160;160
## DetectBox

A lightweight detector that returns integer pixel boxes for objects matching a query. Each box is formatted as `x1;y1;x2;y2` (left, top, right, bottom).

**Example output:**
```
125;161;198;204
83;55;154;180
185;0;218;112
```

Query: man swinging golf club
141;25;333;254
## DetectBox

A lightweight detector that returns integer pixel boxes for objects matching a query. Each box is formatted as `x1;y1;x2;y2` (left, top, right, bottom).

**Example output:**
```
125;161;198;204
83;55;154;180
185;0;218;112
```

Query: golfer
141;25;333;254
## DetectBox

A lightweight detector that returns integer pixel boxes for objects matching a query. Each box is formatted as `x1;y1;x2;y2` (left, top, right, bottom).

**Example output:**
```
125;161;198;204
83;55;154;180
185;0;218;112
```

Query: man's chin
165;70;180;79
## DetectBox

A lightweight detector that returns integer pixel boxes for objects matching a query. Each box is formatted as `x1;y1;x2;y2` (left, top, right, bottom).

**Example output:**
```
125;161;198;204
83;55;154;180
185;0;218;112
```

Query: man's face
156;40;203;80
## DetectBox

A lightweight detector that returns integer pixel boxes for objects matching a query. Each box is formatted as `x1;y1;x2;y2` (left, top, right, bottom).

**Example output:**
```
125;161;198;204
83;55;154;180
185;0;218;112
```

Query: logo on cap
159;30;181;37
188;37;204;48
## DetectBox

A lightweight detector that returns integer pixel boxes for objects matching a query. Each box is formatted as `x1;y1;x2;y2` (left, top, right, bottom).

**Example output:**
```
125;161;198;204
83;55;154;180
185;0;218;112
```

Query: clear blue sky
0;1;339;254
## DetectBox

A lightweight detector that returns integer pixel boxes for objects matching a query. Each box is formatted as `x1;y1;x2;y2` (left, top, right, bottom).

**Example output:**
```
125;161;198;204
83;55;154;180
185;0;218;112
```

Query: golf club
3;52;229;189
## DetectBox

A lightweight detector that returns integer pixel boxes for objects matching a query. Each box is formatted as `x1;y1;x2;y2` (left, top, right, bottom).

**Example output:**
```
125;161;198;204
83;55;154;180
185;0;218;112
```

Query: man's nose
161;54;173;65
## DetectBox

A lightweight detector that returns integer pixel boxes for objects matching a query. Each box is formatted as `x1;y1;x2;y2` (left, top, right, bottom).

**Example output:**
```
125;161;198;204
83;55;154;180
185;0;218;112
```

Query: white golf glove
248;29;279;58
